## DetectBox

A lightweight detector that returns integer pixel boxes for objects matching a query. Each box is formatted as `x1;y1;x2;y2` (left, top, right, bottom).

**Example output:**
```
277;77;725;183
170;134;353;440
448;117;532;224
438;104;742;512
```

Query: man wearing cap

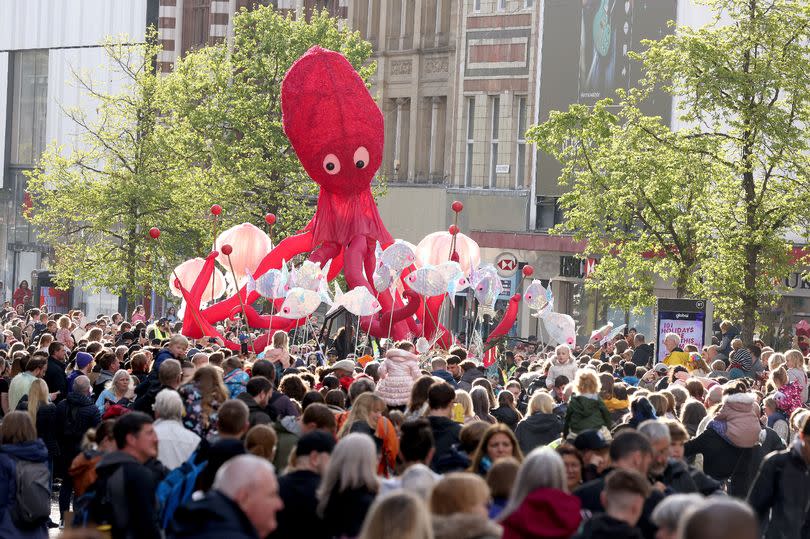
574;429;611;482
67;351;95;394
269;431;335;539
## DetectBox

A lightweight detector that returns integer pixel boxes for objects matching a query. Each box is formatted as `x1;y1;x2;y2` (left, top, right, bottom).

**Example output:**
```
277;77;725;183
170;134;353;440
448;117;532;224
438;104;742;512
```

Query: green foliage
530;0;810;340
161;6;375;238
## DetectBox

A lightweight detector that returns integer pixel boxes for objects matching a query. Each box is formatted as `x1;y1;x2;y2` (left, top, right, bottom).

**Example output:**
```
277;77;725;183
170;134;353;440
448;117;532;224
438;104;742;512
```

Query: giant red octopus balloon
177;47;520;349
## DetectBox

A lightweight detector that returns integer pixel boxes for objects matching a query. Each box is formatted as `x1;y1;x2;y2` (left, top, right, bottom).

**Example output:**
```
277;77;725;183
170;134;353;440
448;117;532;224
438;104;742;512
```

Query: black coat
631;344;654;368
747;445;810;539
574;471;664;539
236;392;272;427
168;491;259;539
93;451;161;539
458;368;485;392
16;397;60;458
573;514;644;539
684;427;745;481
659;459;697;494
44;356;68;403
322;485;375;539
270;470;326;539
492;406;521;431
515;413;563;454
427;415;462;471
55;392;102;463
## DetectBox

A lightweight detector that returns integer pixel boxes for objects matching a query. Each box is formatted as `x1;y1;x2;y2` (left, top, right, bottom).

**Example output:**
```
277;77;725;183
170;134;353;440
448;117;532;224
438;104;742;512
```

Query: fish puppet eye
323;154;341;175
353;147;369;169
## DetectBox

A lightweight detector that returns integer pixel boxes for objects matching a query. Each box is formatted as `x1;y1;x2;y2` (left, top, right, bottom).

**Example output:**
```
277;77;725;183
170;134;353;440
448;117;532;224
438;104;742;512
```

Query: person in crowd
662;420;722;495
197;399;250;492
151;335;189;376
358;490;434;539
179;365;229;441
69;419;117;500
12;280;33;309
679;498;758;539
426;381;463;472
468;423;523;476
317;433;379;539
134;358;183;416
458;360;486;392
564;370;612;437
88;412;161;538
92;351;120;399
339;392;386;449
17;378;58;479
44;341;69;403
515;391;563;454
650;494;704;539
94;369;133;415
270;430;335;539
406;376;435;419
486;457;520;519
236;375;273;427
454;389;478;424
0;411;51;537
575;430;665;539
637;420;697;494
67;351;95;394
498;447;582;539
9;356;47;411
546;345;578;388
492;390;523;431
223;356;249;399
747;413;810;539
572;430;610;483
632;334;654;368
470;386;496;424
251;359;300;420
153;389;200;470
557;444;585;493
429;472;501;539
376;341;421;407
169;454;284;539
56;374;102;524
432;356;458;388
574;469;651;539
244;424;278;461
380;418;439;494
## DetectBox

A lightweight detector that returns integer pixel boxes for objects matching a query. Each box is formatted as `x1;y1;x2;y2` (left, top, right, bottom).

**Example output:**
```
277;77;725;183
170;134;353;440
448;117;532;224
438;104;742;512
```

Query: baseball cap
295;431;336;456
75;352;94;369
573;429;609;451
653;363;669;374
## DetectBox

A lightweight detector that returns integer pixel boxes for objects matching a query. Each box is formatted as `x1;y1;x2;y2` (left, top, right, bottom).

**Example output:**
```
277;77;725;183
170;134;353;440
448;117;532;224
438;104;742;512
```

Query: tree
531;0;810;341
26;32;210;311
160;6;376;238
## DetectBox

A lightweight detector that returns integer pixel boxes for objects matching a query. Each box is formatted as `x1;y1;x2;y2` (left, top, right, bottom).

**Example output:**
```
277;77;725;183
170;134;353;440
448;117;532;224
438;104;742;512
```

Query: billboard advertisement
537;0;677;197
655;298;712;361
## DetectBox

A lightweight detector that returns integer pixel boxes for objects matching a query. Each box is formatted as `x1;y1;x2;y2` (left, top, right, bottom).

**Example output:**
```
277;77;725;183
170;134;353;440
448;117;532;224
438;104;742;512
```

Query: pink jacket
376;349;421;406
714;392;761;448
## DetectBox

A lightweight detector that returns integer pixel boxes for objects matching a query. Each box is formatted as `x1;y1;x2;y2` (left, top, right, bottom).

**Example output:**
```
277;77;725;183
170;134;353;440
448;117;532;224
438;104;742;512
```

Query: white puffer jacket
376;349;421;406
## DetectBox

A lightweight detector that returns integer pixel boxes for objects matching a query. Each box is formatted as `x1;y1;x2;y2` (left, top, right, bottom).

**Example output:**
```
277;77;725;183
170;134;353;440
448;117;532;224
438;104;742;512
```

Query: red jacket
501;487;582;539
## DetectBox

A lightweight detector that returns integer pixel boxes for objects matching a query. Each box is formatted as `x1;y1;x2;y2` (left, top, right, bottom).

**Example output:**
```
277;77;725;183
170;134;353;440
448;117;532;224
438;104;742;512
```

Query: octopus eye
353;146;369;169
323;154;341;175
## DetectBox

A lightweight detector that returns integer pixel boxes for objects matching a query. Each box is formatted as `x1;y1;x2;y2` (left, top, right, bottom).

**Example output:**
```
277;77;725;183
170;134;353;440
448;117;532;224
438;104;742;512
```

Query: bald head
73;375;91;395
679;499;757;539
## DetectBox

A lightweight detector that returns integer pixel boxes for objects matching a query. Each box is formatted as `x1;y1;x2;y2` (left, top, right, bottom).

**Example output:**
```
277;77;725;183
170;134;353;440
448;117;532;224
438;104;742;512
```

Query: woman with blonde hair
498;447;582;539
468;423;524;476
265;330;291;369
16;378;58;472
515;391;563;454
318;433;379;539
430;473;501;539
94;370;132;415
454;389;477;424
359;490;434;539
178;365;229;441
339;392;386;449
785;349;808;403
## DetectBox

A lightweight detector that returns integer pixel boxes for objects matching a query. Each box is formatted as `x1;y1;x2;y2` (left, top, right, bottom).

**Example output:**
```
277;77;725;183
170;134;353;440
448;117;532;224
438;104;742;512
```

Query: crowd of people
0;301;807;539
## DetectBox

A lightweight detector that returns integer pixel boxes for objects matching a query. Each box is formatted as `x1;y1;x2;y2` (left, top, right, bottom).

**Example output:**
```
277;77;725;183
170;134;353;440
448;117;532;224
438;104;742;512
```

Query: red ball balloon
450;251;460;263
448;224;460;235
210;204;223;216
148;227;160;239
522;265;535;277
264;213;276;225
451;200;464;213
221;244;233;256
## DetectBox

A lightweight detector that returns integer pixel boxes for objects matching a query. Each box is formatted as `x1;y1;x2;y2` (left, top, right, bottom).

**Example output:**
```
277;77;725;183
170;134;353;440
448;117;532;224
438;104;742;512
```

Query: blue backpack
155;451;207;529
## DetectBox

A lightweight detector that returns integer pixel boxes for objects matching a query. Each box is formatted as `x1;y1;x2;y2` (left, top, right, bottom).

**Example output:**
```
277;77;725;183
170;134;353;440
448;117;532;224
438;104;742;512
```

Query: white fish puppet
539;311;576;346
277;287;322;319
405;266;449;297
327;284;382;317
378;240;417;275
525;280;554;316
245;261;289;300
435;261;469;305
470;265;503;308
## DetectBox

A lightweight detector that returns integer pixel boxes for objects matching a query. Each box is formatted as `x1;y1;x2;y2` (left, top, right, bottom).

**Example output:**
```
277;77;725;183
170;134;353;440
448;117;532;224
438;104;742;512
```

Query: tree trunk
741;244;758;343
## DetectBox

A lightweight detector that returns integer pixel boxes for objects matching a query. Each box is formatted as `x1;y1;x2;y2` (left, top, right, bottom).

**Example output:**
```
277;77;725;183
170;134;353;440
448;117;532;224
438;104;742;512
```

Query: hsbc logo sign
495;252;518;277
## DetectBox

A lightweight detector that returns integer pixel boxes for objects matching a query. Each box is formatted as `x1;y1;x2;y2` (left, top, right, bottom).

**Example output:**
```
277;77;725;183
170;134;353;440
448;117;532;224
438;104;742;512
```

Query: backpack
155;451;207;529
72;464;127;530
10;458;51;528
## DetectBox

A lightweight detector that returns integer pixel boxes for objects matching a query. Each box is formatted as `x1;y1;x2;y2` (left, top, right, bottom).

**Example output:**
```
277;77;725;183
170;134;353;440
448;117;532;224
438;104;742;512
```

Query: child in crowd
784;349;808;404
545;344;577;388
707;385;761;448
563;370;612;438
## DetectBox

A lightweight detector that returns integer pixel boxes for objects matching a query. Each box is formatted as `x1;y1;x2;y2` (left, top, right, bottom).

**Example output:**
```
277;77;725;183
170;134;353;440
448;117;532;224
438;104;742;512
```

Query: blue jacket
152;348;177;374
431;369;458;388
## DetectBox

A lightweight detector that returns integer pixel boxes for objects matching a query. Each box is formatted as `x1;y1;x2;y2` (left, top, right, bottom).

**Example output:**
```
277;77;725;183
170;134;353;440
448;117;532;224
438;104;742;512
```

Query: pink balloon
215;223;273;285
415;231;481;275
170;258;227;303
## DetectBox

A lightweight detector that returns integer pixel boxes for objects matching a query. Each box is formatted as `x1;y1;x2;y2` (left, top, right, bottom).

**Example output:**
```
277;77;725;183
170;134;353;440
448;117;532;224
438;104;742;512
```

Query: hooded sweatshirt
376;348;421;406
515;413;563;454
501;487;582;539
564;395;612;437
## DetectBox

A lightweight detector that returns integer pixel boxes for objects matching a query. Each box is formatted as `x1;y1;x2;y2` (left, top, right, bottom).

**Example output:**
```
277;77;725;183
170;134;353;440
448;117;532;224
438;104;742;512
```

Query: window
488;96;500;189
536;197;564;230
182;0;211;54
515;96;527;188
474;0;481;12
9;50;49;168
525;0;534;7
464;97;475;187
498;0;507;10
